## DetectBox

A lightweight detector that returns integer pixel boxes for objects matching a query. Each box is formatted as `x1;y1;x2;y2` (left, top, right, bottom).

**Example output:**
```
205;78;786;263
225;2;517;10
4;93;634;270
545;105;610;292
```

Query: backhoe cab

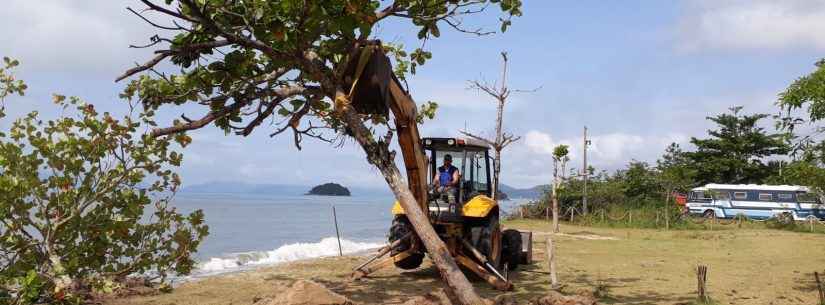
346;41;530;291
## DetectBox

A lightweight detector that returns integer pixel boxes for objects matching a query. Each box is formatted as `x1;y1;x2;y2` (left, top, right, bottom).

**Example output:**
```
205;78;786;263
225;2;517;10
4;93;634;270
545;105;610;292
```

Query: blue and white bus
685;184;825;220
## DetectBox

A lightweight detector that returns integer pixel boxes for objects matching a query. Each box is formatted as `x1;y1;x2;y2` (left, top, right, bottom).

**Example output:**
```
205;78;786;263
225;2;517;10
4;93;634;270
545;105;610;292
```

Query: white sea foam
194;237;382;275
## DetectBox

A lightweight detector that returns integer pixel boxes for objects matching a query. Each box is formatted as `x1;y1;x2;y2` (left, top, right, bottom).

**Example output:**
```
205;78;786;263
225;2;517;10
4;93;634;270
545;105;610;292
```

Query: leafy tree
686;106;789;185
118;1;522;303
616;161;660;201
779;58;825;137
657;143;696;204
0;61;208;304
0;57;27;118
776;58;825;193
550;145;569;232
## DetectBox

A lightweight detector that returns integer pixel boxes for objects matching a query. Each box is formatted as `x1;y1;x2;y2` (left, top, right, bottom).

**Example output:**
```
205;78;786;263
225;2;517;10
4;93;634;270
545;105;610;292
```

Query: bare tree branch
116;53;169;82
150;101;244;137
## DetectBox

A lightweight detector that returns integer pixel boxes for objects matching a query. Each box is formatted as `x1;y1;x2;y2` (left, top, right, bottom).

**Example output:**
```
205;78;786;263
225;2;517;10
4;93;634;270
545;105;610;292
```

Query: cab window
798;192;820;203
431;150;464;186
468;151;489;195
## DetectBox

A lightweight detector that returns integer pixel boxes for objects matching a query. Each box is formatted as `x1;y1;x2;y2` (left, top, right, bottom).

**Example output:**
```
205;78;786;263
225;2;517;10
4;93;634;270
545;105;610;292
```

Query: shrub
0;60;208;304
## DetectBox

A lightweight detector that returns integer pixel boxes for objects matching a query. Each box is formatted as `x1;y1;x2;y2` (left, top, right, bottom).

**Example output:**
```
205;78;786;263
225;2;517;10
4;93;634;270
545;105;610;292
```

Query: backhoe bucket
342;45;394;116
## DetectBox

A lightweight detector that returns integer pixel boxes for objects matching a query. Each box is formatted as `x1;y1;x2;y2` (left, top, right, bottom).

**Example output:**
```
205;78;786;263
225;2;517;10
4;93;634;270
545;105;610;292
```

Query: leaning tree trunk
336;94;485;305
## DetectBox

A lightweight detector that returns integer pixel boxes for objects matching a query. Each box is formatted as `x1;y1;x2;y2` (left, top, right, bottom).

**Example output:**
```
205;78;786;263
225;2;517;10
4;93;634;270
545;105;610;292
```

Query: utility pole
582;126;589;215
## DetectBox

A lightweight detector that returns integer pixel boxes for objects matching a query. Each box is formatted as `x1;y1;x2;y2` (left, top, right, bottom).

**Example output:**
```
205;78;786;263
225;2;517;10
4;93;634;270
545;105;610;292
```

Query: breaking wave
192;237;382;277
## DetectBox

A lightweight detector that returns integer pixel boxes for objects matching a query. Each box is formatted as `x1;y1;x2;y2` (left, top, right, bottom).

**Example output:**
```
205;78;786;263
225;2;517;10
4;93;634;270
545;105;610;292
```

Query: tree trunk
492;96;505;201
336;100;485;305
552;181;560;233
492;148;501;200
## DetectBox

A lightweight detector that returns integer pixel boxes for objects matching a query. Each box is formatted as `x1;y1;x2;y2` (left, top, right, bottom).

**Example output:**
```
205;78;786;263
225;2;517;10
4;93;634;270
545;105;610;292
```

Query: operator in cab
433;154;460;203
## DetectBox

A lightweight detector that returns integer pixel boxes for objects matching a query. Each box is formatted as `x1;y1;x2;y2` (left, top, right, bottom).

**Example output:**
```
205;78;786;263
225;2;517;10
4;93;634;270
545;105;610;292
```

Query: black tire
702;209;715;219
501;229;522;270
469;211;501;268
389;216;424;269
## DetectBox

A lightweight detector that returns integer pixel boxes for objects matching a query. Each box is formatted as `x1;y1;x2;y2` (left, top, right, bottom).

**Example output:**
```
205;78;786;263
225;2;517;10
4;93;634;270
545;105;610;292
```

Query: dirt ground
107;221;825;305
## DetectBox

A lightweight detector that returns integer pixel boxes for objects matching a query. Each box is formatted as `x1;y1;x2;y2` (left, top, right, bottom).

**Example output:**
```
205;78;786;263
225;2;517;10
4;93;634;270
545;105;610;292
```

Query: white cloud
675;0;825;52
523;130;576;158
509;130;688;186
0;1;161;74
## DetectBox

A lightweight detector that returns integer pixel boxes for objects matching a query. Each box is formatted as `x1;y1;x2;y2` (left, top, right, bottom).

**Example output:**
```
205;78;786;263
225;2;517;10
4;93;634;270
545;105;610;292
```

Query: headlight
425;139;432;145
447;139;455;145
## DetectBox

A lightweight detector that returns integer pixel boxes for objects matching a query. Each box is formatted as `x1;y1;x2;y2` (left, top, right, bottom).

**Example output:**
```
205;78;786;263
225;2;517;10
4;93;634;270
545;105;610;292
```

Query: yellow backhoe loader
345;41;532;291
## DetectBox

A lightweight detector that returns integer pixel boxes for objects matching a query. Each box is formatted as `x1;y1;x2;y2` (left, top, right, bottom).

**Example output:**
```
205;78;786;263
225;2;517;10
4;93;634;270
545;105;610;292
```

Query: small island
306;183;351;196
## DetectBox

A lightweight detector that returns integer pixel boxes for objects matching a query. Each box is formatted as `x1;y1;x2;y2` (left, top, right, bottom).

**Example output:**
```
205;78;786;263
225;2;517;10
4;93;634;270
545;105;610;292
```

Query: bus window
733;192;747;200
798;192;819;203
778;193;793;201
716;191;730;200
758;193;772;201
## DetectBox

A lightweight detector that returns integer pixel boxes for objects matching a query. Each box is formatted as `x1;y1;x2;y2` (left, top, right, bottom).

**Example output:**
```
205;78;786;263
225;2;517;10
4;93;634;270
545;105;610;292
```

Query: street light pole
582;126;589;215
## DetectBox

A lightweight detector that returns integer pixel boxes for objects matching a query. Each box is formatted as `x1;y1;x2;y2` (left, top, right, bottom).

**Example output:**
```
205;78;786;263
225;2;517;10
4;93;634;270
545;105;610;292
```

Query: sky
1;1;824;189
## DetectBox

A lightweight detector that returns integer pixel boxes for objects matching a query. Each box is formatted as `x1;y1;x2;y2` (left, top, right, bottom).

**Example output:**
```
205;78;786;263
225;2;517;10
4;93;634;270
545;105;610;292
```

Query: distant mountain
181;181;391;197
498;184;549;200
306;183;351;196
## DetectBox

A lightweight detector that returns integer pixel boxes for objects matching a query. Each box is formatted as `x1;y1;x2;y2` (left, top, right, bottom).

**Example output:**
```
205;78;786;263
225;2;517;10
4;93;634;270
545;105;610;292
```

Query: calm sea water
169;192;526;277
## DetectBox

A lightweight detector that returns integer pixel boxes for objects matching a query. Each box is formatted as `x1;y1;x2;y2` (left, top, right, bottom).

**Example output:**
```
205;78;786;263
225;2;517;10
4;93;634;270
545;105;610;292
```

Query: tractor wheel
501;229;523;270
389;216;424;269
470;212;502;268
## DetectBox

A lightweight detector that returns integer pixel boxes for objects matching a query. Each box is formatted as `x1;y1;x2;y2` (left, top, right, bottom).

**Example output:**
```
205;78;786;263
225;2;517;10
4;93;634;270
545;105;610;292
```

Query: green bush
0;59;208;304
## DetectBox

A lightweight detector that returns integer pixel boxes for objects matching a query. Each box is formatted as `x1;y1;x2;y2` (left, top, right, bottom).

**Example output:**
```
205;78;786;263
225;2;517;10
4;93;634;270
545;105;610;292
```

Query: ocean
170;192;528;279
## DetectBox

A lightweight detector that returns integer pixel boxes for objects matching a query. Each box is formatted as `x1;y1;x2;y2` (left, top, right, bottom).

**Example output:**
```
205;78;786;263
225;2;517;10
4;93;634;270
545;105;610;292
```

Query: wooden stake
811;217;815;233
332;205;343;256
815;271;824;305
546;236;558;288
656;211;660;227
697;265;708;302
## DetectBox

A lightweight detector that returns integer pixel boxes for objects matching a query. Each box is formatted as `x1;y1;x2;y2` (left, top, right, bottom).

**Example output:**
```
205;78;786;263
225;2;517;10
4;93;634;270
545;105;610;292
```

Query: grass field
107;220;825;305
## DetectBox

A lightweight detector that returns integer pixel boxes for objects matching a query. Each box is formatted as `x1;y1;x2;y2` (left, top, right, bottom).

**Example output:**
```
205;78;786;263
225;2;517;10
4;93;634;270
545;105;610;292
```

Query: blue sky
2;1;824;188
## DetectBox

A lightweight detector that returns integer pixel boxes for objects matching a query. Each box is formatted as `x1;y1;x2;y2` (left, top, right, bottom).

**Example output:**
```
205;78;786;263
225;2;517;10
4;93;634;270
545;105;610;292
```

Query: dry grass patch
108;221;825;305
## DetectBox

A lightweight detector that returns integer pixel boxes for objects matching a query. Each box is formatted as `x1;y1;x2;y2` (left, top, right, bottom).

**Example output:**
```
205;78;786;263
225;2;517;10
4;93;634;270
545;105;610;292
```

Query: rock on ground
254;280;354;305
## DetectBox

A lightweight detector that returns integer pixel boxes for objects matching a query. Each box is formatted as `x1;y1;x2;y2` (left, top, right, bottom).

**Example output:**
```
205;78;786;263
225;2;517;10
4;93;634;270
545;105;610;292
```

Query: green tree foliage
780;58;825;124
118;0;522;144
657;143;697;194
0;57;27;119
552;144;569;161
686;106;789;185
776;58;825;192
0;61;208;304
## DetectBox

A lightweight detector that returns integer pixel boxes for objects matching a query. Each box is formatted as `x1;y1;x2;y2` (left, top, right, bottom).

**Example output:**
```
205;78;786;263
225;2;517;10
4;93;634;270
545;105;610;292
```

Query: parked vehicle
685;184;825;220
